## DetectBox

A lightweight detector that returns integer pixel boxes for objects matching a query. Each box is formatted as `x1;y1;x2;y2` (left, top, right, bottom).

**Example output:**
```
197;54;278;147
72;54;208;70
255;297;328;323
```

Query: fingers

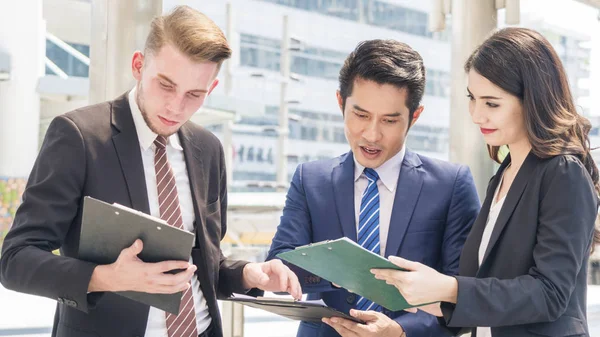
287;269;302;300
136;262;196;294
371;256;417;283
269;261;302;299
151;281;191;294
322;317;360;337
371;269;405;285
154;264;197;286
269;261;290;290
349;309;379;322
123;239;143;257
387;256;421;271
154;260;194;274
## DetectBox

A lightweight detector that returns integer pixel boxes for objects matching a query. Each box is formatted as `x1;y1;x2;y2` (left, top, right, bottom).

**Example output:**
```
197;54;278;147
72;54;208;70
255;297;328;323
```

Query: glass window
247;146;255;161
240;33;343;79
257;0;449;40
45;40;89;77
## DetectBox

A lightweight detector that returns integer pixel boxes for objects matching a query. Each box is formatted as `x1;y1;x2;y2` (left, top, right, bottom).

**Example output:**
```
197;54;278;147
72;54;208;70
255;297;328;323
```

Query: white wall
43;0;91;44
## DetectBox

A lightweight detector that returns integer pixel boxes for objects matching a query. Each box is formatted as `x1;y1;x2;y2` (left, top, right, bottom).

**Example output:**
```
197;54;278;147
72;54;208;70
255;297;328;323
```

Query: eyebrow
466;87;502;100
352;104;402;117
157;74;208;93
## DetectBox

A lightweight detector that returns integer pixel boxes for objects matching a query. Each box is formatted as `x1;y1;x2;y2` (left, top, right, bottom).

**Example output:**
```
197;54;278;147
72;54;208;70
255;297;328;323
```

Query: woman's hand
371;256;458;306
405;302;443;317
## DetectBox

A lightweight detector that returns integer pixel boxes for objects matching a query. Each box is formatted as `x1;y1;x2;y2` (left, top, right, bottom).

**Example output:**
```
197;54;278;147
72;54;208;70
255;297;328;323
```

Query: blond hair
144;5;231;67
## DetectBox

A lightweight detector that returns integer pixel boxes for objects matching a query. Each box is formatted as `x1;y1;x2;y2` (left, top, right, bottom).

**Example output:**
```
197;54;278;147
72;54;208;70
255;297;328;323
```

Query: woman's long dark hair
465;27;600;252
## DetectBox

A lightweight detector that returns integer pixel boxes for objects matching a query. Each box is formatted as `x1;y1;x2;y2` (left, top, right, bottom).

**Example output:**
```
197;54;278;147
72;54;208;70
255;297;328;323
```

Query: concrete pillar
221;300;244;337
0;0;45;243
449;0;498;199
276;15;291;192
89;0;162;104
0;0;45;178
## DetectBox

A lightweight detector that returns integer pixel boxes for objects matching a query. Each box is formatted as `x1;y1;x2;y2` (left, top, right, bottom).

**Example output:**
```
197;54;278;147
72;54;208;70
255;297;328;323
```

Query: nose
469;101;487;125
362;119;382;143
166;94;186;115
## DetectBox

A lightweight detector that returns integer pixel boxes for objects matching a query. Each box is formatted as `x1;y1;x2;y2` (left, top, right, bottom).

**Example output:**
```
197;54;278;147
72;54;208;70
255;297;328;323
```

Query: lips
480;128;497;135
158;116;178;127
360;146;382;159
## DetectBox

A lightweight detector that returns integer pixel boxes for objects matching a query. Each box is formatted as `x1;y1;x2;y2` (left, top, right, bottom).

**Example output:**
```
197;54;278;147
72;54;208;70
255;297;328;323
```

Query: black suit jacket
0;93;247;337
440;153;598;337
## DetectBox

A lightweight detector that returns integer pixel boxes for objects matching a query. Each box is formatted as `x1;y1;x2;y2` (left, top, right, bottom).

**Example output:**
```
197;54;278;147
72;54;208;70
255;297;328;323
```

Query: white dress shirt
476;171;508;337
128;88;212;337
353;146;406;257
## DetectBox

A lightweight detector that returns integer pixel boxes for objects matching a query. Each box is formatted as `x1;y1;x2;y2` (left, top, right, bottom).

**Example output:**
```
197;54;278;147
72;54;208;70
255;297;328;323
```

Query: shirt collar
128;87;183;152
353;145;406;193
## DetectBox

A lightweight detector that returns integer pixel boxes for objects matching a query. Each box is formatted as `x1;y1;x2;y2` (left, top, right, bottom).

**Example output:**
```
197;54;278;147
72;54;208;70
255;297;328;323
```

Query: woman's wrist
440;275;458;304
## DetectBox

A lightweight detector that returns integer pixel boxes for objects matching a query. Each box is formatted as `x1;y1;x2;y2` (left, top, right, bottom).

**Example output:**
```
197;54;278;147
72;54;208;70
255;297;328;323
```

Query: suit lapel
178;123;206;236
384;150;424;257
332;152;357;240
111;92;150;214
479;152;539;269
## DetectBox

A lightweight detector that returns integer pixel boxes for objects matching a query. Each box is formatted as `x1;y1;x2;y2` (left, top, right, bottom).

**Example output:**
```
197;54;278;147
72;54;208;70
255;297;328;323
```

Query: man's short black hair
338;39;426;120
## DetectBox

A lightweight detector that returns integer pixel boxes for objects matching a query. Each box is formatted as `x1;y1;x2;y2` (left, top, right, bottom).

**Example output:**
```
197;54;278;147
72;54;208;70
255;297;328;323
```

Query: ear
207;78;220;96
131;51;145;81
336;90;344;115
409;105;424;128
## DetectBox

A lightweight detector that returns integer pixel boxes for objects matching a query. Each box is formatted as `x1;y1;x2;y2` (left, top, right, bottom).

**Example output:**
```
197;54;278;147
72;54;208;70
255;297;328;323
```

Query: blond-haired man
0;6;300;337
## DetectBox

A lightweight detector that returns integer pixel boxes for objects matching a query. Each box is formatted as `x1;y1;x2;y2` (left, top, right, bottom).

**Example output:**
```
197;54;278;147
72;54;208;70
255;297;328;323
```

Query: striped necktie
355;168;382;312
154;135;198;337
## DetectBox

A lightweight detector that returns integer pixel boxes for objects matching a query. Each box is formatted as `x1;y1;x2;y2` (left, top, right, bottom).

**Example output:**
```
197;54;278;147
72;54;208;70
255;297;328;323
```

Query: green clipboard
278;237;423;312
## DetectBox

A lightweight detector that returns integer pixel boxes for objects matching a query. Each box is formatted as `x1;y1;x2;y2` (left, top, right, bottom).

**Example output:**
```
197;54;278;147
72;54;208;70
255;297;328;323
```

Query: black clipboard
224;294;365;324
78;196;195;314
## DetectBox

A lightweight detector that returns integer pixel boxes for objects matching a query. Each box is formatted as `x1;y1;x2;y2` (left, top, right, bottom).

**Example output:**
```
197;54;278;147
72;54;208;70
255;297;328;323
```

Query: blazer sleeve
441;165;480;276
265;164;336;293
395;166;479;337
0;115;99;313
441;156;598;328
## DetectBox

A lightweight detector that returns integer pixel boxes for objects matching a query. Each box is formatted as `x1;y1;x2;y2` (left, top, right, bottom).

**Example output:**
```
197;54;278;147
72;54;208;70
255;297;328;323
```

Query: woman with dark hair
371;27;600;337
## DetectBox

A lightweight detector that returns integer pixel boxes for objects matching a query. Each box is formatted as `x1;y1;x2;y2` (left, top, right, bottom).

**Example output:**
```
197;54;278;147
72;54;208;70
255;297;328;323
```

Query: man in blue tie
266;40;481;337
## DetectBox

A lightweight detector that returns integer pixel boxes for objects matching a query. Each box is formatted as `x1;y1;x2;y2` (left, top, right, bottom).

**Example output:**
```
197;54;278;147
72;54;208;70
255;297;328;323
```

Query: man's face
338;78;423;169
131;43;220;137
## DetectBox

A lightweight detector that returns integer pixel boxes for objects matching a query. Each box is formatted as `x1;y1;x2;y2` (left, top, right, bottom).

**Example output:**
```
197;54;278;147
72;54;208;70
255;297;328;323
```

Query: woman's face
466;70;529;148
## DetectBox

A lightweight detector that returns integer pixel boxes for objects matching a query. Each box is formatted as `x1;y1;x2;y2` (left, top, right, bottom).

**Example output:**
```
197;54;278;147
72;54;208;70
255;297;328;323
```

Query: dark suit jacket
0;93;247;337
267;151;481;337
440;153;598;337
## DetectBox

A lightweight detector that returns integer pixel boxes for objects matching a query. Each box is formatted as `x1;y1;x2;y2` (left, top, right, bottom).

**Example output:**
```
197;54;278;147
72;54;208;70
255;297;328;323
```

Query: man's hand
242;260;302;300
88;239;196;294
322;309;405;337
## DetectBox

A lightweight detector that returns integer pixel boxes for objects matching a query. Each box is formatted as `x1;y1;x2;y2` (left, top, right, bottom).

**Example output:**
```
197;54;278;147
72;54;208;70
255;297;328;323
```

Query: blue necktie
355;168;382;312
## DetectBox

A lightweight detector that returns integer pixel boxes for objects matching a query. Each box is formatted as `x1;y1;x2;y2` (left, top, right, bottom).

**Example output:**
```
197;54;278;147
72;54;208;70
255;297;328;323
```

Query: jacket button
346;294;356;304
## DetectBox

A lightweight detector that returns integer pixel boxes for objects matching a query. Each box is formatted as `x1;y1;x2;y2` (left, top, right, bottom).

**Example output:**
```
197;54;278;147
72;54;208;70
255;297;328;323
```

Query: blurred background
1;0;600;336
